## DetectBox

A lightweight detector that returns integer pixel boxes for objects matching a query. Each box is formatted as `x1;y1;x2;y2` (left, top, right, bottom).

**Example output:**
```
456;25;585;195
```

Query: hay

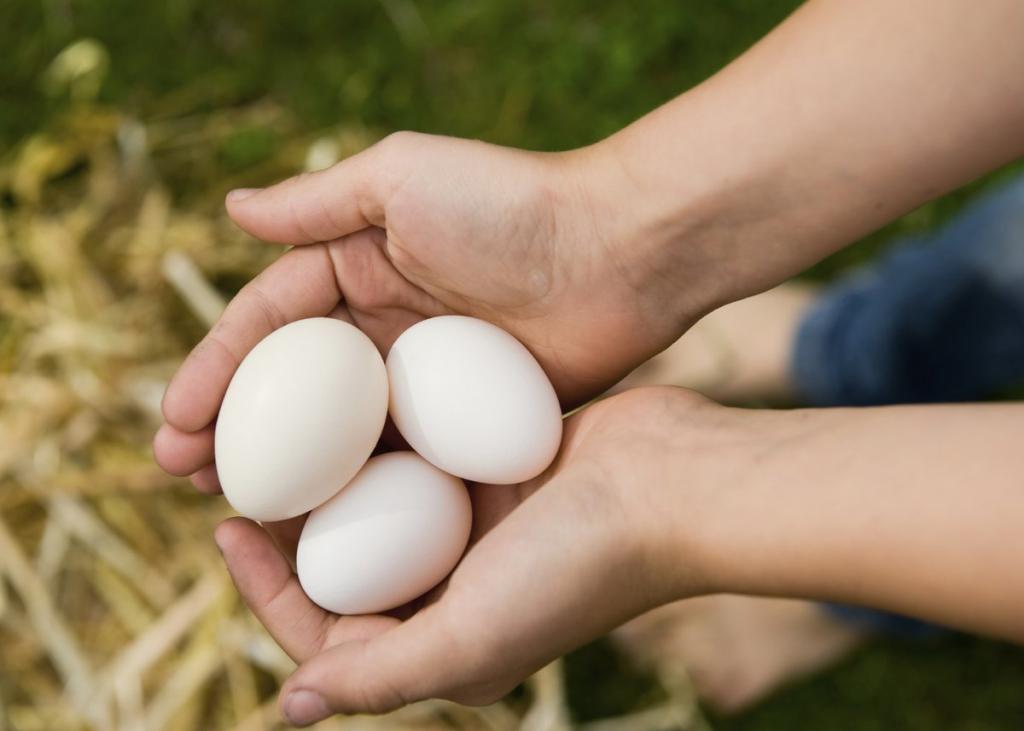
0;45;703;731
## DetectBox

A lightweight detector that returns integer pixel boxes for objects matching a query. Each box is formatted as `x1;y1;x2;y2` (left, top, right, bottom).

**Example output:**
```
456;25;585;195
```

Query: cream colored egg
296;451;472;615
386;316;563;484
215;317;388;522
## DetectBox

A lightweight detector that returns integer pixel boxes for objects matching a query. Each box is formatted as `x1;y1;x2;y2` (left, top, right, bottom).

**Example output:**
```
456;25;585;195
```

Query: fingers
215;517;335;663
190;463;222;494
161;244;341;433
274;487;545;724
152;421;220;493
225;140;398;245
274;458;660;724
151;422;219;493
262;514;307;565
321;228;448;353
278;604;474;724
270;490;542;724
216;517;398;665
152;423;214;476
466;483;525;546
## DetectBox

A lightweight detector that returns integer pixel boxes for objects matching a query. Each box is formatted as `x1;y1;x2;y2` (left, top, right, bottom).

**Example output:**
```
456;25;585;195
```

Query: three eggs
214;316;563;614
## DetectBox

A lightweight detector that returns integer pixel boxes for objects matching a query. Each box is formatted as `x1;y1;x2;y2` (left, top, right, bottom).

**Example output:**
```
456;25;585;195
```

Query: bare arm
214;390;1024;724
685;402;1024;642
163;1;1024;722
586;0;1024;315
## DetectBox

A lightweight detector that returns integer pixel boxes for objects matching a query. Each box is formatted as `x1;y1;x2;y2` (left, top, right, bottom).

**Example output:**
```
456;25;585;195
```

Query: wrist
564;119;767;337
639;391;822;601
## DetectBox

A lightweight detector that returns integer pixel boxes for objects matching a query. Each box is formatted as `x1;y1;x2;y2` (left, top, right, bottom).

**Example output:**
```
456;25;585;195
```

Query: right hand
154;131;707;486
212;387;736;724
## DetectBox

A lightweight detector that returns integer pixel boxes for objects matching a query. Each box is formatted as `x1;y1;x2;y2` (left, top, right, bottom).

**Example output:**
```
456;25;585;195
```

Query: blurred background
2;1;1023;729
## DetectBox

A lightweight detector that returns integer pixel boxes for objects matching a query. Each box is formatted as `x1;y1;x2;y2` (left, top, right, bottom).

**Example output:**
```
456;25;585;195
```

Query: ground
3;1;1023;728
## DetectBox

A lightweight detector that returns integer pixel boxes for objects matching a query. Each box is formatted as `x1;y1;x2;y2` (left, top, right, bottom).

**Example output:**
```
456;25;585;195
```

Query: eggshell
386;316;563;484
215;318;388;522
296;451;472;614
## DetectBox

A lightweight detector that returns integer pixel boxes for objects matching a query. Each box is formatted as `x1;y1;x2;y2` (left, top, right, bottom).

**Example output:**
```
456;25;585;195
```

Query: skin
153;0;1024;724
211;389;1024;724
214;388;713;716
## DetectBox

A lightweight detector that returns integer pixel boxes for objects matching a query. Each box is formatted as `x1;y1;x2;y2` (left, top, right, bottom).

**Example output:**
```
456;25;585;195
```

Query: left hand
214;387;739;725
153;132;718;490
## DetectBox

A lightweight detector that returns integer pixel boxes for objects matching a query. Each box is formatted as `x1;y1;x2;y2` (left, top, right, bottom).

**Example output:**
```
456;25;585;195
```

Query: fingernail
227;187;262;203
283;690;330;726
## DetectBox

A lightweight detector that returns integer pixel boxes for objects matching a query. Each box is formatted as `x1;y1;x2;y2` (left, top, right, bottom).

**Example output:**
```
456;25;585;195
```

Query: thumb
277;603;500;725
225;133;410;245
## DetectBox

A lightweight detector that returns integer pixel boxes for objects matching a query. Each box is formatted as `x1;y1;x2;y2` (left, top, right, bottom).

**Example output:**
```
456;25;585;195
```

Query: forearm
583;0;1024;319
692;402;1024;642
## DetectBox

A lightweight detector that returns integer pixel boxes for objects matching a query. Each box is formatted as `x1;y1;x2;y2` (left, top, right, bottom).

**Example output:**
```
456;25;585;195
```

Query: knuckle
428;604;507;697
377;130;419;156
318;641;412;715
354;672;409;715
238;282;287;333
284;181;320;243
374;131;425;179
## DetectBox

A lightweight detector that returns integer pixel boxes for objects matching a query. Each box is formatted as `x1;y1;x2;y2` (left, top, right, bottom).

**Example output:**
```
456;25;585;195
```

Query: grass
716;635;1024;731
4;1;794;154
3;1;1022;729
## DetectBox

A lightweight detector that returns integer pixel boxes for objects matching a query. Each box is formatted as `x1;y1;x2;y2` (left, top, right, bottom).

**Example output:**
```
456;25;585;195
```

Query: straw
0;42;703;728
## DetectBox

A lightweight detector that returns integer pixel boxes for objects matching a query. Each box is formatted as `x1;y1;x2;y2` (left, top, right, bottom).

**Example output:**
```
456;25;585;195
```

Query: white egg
386;316;563;484
215;318;388;522
296;451;472;614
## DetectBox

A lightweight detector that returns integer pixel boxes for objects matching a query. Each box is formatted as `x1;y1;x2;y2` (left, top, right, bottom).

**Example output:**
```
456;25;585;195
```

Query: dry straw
0;40;702;731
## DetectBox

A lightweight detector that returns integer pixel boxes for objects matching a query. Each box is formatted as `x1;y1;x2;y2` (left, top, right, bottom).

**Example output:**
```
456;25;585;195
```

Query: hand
154;132;708;487
212;387;742;724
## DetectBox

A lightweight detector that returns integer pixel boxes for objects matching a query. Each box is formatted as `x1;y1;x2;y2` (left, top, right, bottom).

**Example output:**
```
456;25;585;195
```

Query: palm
223;132;678;403
155;133;678;484
377;141;666;402
247;480;523;656
216;390;669;710
152;132;691;715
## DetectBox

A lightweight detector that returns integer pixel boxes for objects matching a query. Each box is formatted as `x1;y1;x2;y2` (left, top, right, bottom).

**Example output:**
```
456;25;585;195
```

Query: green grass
3;1;795;152
563;634;1024;728
4;1;1023;727
716;634;1024;731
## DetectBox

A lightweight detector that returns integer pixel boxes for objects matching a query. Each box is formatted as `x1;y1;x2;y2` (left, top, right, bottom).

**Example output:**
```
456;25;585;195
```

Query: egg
215;317;388;522
386;316;563;484
296;451;472;614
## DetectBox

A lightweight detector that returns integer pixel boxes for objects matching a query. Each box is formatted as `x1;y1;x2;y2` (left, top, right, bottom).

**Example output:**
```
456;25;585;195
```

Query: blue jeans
791;172;1024;635
794;174;1024;407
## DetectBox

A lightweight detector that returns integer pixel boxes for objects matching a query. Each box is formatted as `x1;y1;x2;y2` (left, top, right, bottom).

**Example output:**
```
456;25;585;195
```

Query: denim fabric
793;173;1024;636
822;604;944;639
793;174;1024;406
